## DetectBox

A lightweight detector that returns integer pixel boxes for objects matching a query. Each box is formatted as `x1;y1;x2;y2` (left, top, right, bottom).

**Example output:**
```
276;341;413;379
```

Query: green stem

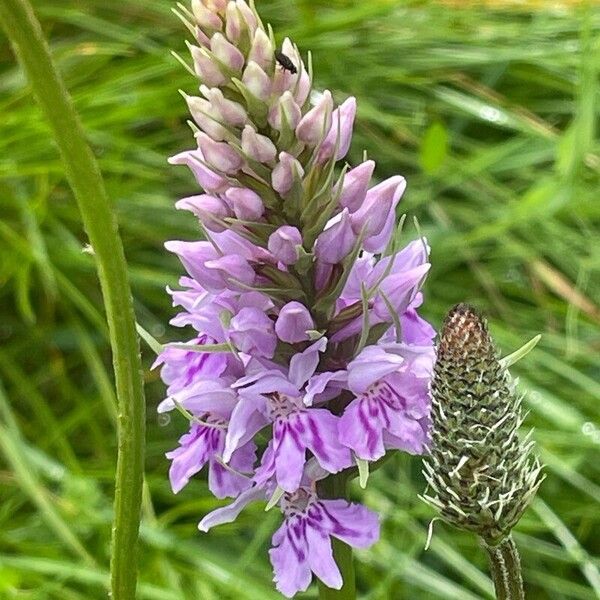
317;473;357;600
0;2;146;599
482;535;525;600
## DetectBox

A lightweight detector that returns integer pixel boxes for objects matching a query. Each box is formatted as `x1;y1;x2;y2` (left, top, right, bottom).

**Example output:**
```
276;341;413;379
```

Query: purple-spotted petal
302;410;351;473
305;526;342;590
270;520;312;598
319;499;380;548
273;416;307;492
167;422;224;494
346;346;404;394
338;396;386;461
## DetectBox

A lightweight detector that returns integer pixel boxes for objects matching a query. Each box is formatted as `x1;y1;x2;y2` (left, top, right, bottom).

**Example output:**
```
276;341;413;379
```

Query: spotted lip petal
339;344;433;461
269;490;380;597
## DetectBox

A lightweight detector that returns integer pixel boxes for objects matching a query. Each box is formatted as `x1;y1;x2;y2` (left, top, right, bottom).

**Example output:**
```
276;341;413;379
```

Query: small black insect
275;49;297;75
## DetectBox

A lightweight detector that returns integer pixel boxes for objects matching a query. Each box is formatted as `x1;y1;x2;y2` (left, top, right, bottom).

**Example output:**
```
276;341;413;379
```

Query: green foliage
1;0;599;598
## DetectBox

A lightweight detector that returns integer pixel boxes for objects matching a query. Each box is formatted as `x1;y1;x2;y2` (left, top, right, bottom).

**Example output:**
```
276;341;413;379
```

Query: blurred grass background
1;0;599;598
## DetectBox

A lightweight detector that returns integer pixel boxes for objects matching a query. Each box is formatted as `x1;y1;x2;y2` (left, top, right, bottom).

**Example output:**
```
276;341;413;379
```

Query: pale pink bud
338;160;375;212
241;125;277;163
317;97;357;163
189;44;227;86
191;0;223;30
185;94;228;141
248;28;273;71
236;0;258;33
205;254;256;291
196;131;243;174
205;0;228;10
268;226;302;265
314;209;357;264
296;90;333;146
281;37;297;58
272;152;304;195
225;187;264;220
168;150;228;194
362;180;407;254
200;85;247;127
242;61;271;101
294;67;311;107
272;38;300;95
176;194;231;232
225;2;242;43
350;175;406;238
195;26;211;48
210;32;245;72
275;301;315;343
268;91;302;131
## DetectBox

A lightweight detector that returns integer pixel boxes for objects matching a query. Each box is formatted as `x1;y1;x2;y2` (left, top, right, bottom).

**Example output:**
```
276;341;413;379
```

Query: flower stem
0;2;146;599
482;535;525;600
317;473;357;600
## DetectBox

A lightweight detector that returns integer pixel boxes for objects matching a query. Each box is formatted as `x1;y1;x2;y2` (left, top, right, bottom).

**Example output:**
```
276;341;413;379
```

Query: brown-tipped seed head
422;304;544;544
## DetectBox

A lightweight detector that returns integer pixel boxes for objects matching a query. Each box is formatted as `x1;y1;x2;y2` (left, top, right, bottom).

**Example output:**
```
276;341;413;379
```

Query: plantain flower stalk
422;303;544;599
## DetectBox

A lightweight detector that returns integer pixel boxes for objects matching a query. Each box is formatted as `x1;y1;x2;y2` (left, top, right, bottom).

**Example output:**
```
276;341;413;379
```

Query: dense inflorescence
422;304;544;544
157;1;436;596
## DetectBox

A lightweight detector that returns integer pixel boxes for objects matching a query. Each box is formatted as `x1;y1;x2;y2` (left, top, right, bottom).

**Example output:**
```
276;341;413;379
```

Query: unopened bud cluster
422;304;543;544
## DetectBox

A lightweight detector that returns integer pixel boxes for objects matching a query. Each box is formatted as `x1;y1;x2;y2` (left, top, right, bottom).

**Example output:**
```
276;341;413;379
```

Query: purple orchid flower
270;488;379;597
167;417;256;498
158;1;436;595
224;340;352;492
338;343;434;461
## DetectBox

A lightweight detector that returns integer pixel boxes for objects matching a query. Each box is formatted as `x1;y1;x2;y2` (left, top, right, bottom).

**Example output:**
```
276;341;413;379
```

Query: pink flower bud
241;125;277;163
200;85;247;127
275;301;315;343
314;209;357;264
268;91;302;131
195;26;211;48
189;44;227;86
272;152;304;195
317;97;357;163
196;132;243;174
165;241;255;292
225;187;264;220
191;0;223;30
350;175;406;238
185;94;228;141
268;226;302;265
205;254;256;291
294;67;311;107
296;91;333;146
236;0;258;34
205;0;227;10
225;2;242;43
362;186;407;254
176;194;231;232
211;32;245;72
242;61;271;101
248;28;273;71
338;160;375;212
229;307;277;358
168;150;229;194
